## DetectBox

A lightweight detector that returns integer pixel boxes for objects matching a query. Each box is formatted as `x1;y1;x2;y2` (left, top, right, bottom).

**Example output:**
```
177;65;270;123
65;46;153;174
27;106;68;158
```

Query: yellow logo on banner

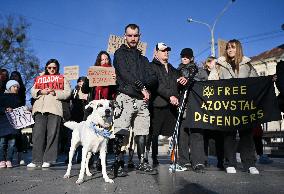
203;86;214;98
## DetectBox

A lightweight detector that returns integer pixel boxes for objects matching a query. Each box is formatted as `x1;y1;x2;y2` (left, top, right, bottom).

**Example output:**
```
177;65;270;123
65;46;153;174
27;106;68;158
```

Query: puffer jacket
113;44;157;99
209;56;259;80
0;92;21;137
31;78;71;117
150;58;180;108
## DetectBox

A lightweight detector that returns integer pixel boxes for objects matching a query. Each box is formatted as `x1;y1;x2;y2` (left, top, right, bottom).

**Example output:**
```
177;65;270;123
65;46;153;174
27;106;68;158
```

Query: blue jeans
0;135;16;161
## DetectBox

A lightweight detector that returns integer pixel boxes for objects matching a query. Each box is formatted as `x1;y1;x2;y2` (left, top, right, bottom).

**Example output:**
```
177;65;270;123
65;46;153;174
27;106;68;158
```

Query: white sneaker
27;162;37;168
226;167;236;174
42;162;51;168
248;167;259;174
20;160;25;165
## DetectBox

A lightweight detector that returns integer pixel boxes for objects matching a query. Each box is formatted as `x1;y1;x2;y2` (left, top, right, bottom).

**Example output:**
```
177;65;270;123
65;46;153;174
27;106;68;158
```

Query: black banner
185;76;282;131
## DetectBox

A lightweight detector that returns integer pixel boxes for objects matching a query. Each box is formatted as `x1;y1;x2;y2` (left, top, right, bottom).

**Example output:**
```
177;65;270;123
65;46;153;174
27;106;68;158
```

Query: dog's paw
63;174;70;179
104;177;114;183
86;172;92;176
76;178;84;184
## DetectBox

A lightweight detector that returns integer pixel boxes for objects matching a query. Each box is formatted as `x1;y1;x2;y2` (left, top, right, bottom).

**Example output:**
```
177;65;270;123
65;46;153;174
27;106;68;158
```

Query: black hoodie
113;44;157;99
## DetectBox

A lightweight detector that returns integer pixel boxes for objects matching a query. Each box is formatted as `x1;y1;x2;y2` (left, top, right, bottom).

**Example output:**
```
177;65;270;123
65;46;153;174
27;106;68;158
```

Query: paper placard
34;75;64;90
107;34;147;56
64;65;79;80
88;66;116;87
6;106;35;129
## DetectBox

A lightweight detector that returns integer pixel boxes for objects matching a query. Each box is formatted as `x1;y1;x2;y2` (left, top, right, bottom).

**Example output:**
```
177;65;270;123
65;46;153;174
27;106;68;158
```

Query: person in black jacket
112;24;157;177
150;43;188;166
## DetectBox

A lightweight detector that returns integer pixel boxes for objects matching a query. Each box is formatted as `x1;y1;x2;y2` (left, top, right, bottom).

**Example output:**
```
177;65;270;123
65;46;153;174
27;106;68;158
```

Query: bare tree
0;14;42;91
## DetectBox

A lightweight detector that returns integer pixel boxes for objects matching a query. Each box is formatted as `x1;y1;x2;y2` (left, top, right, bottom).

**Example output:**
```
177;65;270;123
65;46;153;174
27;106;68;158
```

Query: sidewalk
1;143;284;194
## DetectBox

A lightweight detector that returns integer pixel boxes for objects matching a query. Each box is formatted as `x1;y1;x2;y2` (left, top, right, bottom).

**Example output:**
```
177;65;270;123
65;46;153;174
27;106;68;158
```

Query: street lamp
187;0;236;57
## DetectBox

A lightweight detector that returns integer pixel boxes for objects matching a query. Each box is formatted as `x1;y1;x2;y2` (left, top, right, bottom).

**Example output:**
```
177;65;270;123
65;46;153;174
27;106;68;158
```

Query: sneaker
0;161;6;168
27;162;37;168
226;167;236;174
20;160;25;165
248;167;259;174
192;164;205;173
41;162;51;168
136;163;158;175
258;155;273;164
6;161;12;168
175;164;188;172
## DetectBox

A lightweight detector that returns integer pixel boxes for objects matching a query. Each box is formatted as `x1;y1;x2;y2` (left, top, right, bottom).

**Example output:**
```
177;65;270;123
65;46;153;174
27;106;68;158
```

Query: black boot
112;134;128;178
135;135;158;175
128;148;135;168
96;158;102;171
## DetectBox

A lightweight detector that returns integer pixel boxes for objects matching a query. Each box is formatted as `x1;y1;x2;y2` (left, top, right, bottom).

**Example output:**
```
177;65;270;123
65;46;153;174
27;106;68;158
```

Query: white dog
63;99;114;184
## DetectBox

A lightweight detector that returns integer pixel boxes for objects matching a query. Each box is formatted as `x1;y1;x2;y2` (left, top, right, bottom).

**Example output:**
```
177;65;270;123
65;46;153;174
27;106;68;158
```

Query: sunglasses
47;66;57;70
125;34;140;38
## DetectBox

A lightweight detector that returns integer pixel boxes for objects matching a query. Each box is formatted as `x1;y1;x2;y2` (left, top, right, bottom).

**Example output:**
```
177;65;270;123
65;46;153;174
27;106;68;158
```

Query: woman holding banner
209;39;259;174
27;59;71;168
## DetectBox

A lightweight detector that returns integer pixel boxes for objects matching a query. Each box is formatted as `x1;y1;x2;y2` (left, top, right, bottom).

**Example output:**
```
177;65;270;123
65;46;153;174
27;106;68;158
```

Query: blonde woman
209;39;259;174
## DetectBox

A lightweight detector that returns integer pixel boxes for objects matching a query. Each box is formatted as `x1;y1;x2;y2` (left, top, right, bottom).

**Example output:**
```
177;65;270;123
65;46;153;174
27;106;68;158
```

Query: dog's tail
64;121;82;131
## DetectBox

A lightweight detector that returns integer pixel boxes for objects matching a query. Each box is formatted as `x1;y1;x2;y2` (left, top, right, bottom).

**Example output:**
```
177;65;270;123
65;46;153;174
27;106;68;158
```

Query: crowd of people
0;23;283;178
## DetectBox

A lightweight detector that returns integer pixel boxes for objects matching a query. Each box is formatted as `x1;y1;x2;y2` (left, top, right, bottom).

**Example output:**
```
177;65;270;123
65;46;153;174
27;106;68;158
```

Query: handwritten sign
34;75;64;90
107;34;147;56
64;65;79;80
88;66;116;87
6;106;35;129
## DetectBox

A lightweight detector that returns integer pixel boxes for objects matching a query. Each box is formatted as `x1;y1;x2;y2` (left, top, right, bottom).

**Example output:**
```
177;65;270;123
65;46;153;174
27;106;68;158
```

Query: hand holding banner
6;106;35;129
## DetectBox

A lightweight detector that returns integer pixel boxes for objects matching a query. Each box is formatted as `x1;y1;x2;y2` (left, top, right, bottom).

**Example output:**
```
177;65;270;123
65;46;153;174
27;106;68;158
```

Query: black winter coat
150;58;180;108
113;44;157;99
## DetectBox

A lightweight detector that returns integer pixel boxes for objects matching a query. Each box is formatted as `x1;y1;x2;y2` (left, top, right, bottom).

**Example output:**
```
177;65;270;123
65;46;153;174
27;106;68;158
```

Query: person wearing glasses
149;43;188;168
27;59;71;168
112;24;157;177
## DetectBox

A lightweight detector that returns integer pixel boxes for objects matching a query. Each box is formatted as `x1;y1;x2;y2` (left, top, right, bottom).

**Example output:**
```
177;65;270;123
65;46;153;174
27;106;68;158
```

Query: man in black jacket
112;24;157;176
149;42;187;166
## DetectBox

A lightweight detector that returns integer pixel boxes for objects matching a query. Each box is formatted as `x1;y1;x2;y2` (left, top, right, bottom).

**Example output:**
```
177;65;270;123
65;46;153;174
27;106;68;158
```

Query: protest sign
34;75;64;90
107;34;147;56
64;65;79;80
6;106;34;129
88;66;116;87
185;76;282;131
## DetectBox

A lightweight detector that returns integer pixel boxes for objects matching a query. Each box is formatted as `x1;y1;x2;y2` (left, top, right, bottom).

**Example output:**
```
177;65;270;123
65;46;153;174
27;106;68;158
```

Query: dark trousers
178;122;190;165
32;113;61;164
189;128;206;166
204;130;224;165
253;136;263;156
0;134;15;161
151;106;176;160
224;129;256;170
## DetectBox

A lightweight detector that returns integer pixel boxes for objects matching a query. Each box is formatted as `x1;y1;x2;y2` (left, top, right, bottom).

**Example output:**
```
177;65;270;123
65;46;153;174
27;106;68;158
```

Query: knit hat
180;48;194;58
6;80;20;90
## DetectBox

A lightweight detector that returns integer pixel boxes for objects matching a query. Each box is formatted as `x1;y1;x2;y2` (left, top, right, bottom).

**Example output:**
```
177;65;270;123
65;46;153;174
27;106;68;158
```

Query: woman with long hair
209;39;259;174
27;59;71;168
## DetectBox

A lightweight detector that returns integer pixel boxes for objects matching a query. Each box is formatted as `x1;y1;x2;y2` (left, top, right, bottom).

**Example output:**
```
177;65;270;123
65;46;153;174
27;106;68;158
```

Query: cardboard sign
88;66;116;87
107;34;147;56
34;75;64;90
6;106;35;129
64;65;79;80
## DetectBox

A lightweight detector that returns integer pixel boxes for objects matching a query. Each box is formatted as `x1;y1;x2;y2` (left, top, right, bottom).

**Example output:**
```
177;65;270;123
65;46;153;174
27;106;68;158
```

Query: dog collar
90;122;112;138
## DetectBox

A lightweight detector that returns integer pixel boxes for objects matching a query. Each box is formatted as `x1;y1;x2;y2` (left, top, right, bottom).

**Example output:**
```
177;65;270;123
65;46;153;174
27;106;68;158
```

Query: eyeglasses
125;34;140;38
47;66;57;70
